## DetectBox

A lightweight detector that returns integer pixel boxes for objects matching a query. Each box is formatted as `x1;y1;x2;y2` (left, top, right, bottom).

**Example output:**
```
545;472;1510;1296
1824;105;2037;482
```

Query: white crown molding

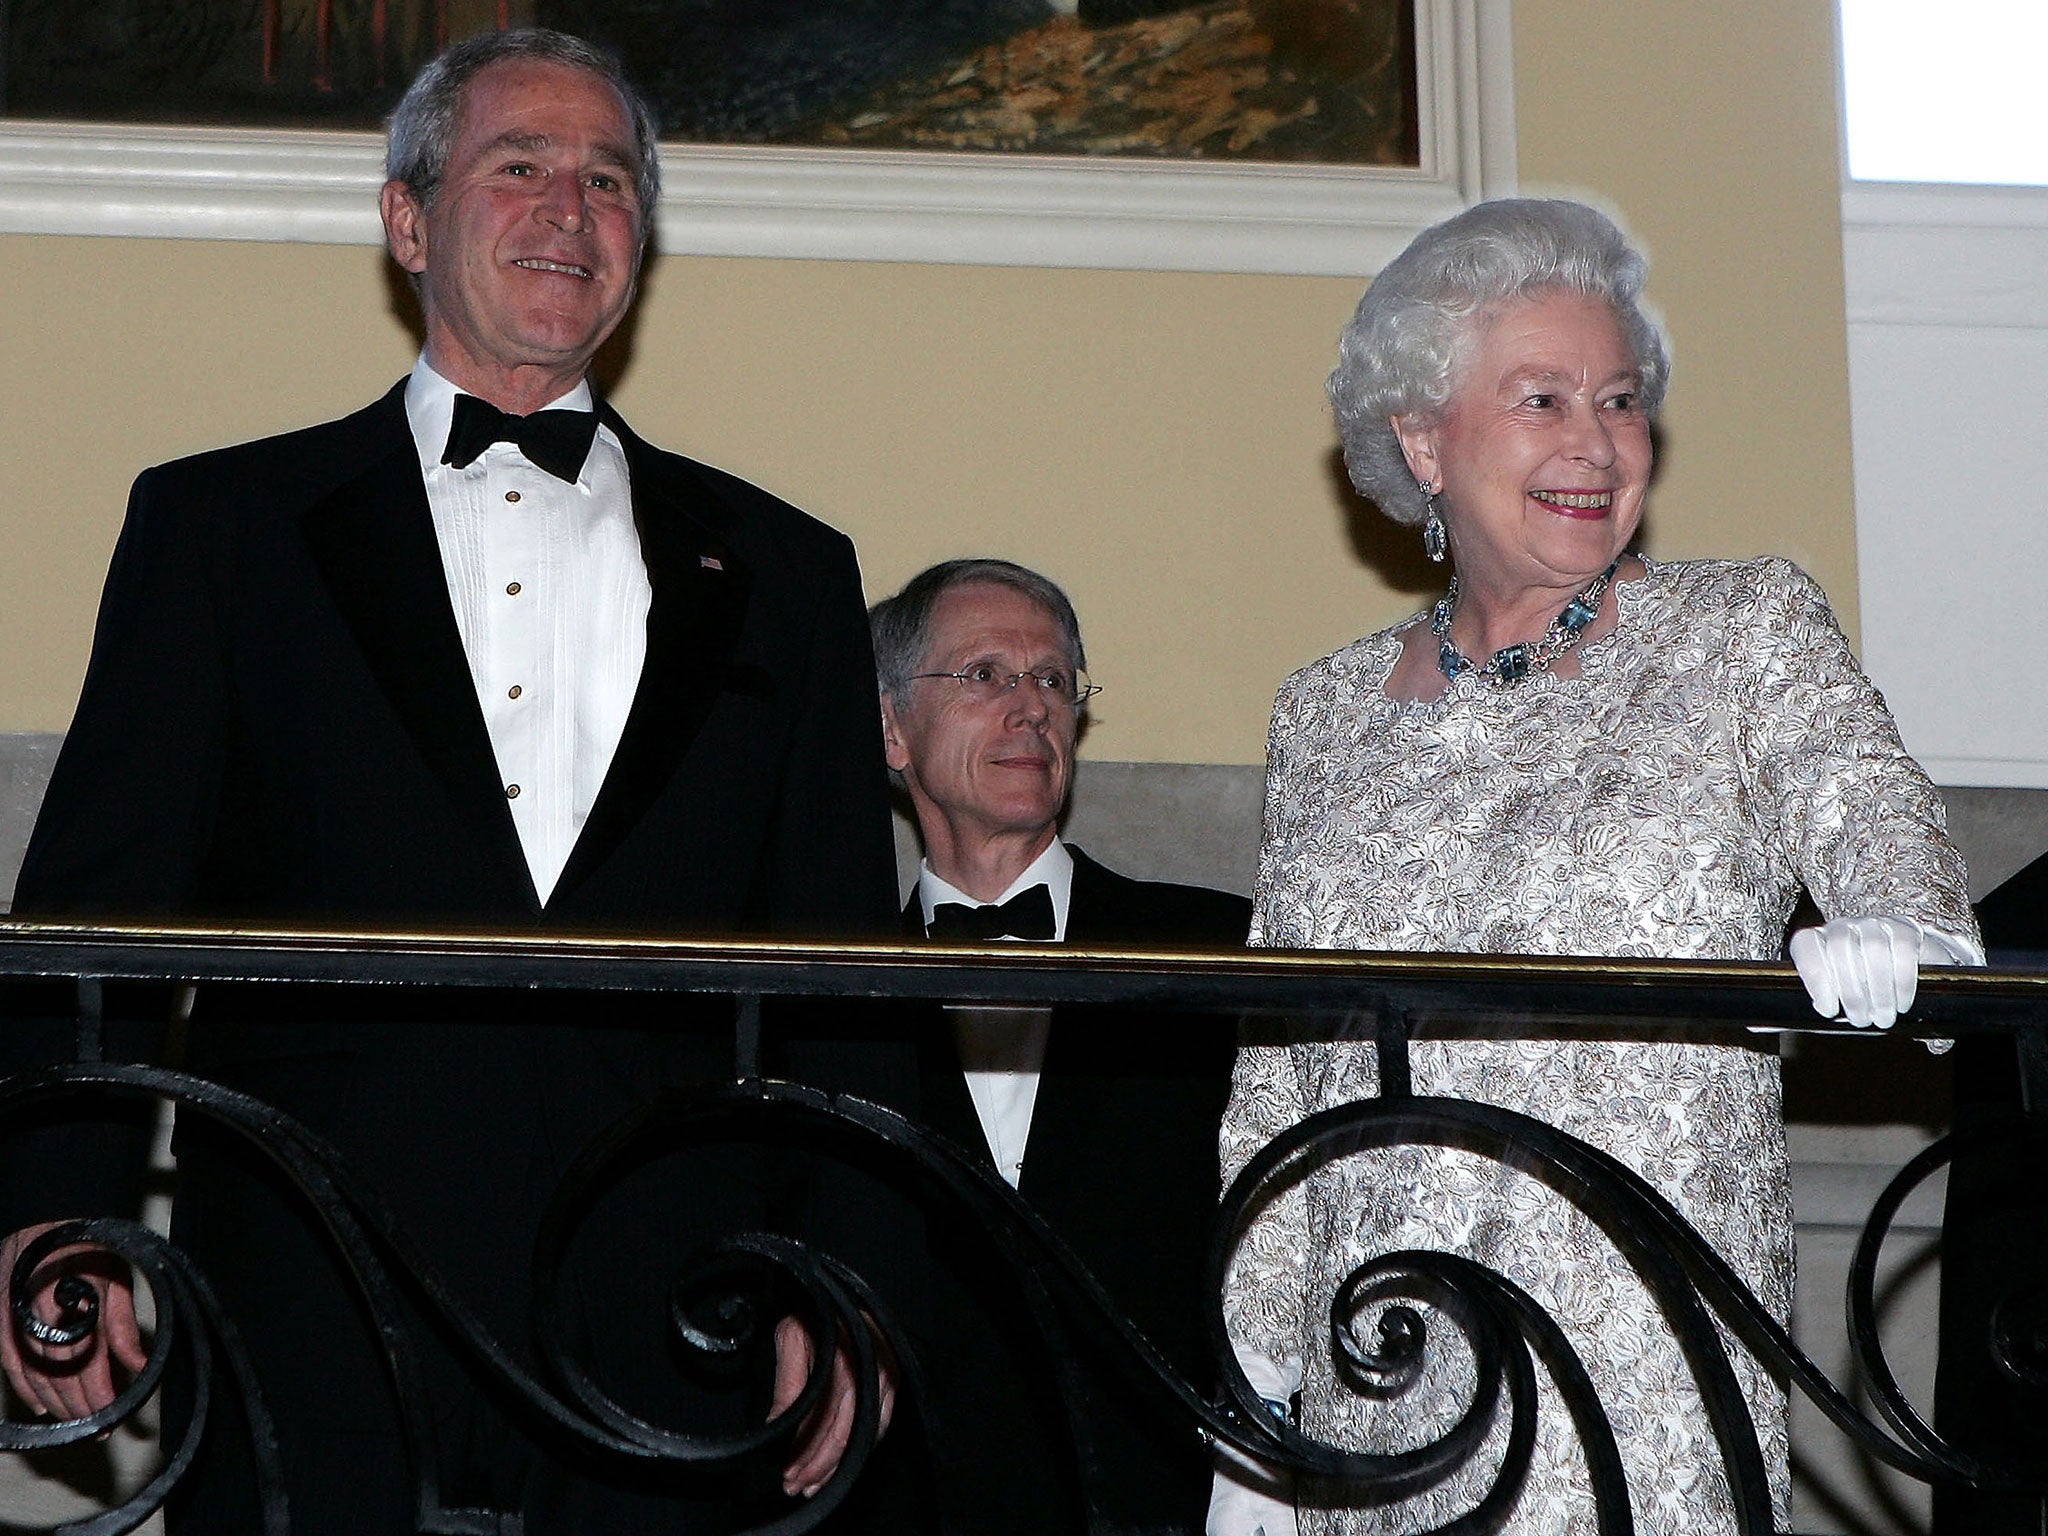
0;0;1514;276
1843;181;2048;329
0;123;388;244
1843;180;2048;231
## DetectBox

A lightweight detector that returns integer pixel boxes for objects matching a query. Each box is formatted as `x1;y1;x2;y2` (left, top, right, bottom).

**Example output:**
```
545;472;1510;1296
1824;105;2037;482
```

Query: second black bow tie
927;884;1056;942
442;393;600;484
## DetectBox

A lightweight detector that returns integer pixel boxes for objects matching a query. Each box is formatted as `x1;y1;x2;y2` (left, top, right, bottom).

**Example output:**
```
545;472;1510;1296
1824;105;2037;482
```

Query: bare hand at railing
0;1222;147;1422
770;1312;897;1499
1789;915;1986;1029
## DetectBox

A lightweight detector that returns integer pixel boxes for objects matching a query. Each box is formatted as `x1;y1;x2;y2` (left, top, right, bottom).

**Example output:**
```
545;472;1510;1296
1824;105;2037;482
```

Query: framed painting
0;0;1513;275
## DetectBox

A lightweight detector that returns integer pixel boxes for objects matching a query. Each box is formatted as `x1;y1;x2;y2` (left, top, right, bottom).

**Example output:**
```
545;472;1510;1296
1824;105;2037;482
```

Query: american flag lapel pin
699;555;724;572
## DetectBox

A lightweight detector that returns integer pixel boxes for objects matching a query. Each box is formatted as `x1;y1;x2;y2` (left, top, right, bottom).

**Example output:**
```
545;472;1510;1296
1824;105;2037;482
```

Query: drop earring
1419;482;1447;563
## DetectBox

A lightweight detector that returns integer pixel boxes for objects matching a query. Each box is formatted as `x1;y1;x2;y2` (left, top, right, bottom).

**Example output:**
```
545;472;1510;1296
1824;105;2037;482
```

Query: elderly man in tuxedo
870;557;1250;1534
1;28;901;1534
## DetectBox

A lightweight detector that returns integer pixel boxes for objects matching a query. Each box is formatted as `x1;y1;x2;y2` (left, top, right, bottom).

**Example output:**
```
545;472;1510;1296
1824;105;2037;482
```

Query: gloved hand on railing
1789;915;1985;1029
1207;1344;1300;1536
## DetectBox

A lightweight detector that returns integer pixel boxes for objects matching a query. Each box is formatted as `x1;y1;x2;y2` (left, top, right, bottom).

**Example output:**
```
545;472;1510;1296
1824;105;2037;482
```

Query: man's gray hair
385;28;662;236
870;559;1087;708
1329;197;1671;526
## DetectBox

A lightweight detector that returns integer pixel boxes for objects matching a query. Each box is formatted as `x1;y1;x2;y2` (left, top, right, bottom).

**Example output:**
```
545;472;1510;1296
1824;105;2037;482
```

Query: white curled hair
386;28;662;239
1329;197;1671;526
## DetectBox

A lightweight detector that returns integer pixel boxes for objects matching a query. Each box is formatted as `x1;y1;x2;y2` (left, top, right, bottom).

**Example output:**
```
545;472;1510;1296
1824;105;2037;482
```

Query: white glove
1789;916;1984;1030
1208;1345;1301;1536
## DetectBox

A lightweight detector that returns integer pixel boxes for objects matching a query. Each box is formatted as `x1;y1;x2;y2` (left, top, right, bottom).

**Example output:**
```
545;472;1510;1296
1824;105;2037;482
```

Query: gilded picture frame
0;0;1512;276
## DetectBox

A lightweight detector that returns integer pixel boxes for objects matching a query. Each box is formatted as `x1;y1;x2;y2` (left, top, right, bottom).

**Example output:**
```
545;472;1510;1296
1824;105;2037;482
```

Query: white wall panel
1844;186;2048;788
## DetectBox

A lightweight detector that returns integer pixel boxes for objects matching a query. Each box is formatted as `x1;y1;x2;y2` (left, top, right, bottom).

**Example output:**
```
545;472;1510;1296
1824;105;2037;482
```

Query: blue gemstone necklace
1432;559;1621;686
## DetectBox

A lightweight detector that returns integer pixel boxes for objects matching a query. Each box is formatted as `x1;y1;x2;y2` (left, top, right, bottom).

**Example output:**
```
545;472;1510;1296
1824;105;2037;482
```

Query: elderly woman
1211;199;1981;1536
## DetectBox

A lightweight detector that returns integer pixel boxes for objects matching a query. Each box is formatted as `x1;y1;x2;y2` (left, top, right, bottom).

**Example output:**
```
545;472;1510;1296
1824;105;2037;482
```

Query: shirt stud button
507;685;522;700
505;784;520;799
505;490;521;503
505;581;521;596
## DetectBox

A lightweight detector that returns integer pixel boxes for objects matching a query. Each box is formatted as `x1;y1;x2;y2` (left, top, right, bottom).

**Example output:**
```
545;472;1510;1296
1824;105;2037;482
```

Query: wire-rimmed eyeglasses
910;663;1101;708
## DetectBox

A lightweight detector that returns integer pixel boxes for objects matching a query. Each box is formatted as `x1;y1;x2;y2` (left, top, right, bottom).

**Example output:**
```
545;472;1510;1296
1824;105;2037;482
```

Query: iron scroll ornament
0;1063;899;1536
1205;1085;2048;1533
7;1063;2048;1533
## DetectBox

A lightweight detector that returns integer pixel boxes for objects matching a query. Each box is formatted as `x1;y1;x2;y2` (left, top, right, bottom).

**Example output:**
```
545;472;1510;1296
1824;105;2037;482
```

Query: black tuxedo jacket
17;380;894;936
1934;848;2048;1536
904;844;1251;1535
5;382;903;1531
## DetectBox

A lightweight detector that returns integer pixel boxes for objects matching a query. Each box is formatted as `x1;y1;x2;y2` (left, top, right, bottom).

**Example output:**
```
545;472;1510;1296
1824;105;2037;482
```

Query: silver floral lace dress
1222;558;1977;1535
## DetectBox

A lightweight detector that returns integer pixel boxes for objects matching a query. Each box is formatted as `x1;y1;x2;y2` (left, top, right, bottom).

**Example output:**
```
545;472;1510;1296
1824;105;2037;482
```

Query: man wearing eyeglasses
868;557;1250;1535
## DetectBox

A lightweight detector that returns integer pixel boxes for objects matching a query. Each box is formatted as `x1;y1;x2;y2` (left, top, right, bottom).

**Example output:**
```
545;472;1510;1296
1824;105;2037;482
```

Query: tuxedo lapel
1060;845;1113;945
920;1016;1001;1176
1057;845;1163;945
904;898;1003;1173
1021;857;1092;1200
299;389;535;907
551;411;752;904
1023;848;1190;1197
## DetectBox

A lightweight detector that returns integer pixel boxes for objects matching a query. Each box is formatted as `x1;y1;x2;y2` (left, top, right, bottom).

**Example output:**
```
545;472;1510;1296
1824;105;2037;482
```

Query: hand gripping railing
0;920;2042;1535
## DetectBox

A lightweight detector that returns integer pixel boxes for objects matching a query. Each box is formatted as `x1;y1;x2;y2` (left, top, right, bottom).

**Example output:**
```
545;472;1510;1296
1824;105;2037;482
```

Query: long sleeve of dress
1734;558;1978;944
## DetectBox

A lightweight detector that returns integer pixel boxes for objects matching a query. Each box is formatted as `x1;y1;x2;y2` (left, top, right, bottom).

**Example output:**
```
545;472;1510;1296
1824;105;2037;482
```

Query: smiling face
381;57;646;412
882;583;1079;889
1395;291;1652;599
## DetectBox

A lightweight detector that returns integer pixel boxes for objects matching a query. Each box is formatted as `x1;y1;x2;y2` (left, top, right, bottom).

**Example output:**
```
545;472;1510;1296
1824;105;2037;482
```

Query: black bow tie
927;884;1056;942
442;393;600;483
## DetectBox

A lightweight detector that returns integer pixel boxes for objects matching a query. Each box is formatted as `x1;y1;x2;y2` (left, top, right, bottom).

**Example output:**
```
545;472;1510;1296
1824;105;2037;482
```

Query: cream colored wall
1514;0;1860;620
0;0;1854;767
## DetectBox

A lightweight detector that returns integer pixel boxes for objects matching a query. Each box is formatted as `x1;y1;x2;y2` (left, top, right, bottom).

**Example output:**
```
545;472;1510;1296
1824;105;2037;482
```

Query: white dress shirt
917;839;1074;1189
404;360;651;904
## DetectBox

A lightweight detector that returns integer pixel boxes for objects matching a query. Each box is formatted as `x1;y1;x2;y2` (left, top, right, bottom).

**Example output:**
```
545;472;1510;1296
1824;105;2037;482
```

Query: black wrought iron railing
0;921;2044;1535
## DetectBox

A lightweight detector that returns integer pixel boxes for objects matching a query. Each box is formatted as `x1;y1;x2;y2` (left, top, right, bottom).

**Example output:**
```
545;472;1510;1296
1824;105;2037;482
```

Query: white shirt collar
403;356;597;480
917;837;1074;942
